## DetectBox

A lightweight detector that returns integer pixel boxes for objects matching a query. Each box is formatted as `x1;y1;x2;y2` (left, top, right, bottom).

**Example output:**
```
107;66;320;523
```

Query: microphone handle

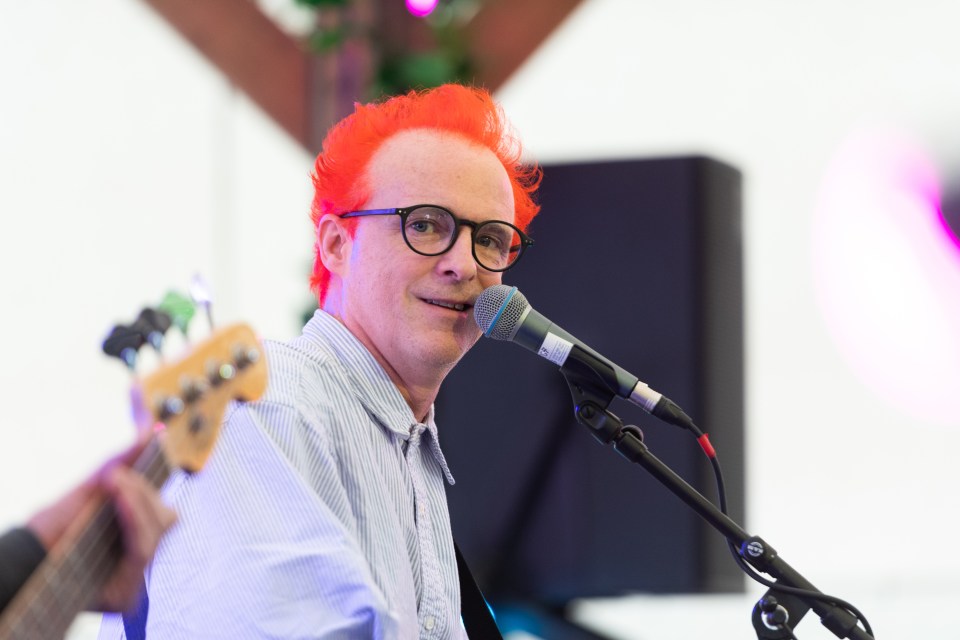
512;306;641;399
509;306;694;431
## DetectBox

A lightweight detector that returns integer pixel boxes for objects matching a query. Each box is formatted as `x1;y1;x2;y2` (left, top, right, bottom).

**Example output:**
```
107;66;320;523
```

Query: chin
418;339;473;371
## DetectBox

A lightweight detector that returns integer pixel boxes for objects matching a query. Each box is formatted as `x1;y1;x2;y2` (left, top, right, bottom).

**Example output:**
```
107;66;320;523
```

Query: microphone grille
474;284;529;341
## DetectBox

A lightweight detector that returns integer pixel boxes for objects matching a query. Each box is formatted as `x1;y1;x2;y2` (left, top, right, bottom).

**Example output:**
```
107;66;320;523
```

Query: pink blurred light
406;0;439;18
812;126;960;428
936;205;960;255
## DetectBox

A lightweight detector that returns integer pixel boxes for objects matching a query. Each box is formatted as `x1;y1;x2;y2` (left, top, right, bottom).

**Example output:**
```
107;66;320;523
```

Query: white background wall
2;1;958;638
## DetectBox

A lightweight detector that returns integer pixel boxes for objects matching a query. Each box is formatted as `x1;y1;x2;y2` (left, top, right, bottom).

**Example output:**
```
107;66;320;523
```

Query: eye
475;233;503;250
475;223;513;253
406;207;453;237
408;219;436;234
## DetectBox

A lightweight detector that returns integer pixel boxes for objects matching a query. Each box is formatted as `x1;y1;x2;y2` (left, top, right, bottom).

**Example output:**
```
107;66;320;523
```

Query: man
0;436;177;614
104;84;540;638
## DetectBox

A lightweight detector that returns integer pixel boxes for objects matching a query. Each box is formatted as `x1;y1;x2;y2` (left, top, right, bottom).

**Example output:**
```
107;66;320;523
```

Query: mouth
423;298;473;313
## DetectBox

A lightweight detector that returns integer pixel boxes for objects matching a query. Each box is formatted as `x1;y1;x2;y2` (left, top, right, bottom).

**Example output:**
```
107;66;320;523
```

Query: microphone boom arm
558;355;874;640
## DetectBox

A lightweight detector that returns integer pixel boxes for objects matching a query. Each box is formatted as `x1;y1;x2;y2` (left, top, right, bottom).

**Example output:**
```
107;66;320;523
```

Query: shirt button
424;616;435;630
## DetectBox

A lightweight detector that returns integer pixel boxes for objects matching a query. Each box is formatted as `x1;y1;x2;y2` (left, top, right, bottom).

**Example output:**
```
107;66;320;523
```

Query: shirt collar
301;309;455;485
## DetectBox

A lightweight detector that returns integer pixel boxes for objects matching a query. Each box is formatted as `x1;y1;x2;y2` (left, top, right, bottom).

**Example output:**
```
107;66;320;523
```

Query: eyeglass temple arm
340;208;399;218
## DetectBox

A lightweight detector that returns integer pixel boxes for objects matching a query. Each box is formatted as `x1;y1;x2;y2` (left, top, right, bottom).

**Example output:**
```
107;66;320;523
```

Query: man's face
334;129;515;388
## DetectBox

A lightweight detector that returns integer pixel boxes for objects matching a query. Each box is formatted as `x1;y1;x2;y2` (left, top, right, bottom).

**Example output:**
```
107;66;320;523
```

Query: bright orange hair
309;84;542;304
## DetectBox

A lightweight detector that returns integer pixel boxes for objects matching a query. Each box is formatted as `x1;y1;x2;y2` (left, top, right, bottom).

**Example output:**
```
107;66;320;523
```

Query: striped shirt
100;310;466;639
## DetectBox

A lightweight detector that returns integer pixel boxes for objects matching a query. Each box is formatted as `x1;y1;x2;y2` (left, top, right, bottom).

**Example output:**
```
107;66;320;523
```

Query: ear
317;214;353;277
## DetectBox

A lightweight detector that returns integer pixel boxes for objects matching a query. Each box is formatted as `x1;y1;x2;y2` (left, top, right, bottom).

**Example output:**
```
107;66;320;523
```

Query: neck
396;380;439;424
364;343;451;423
389;363;454;423
320;304;450;423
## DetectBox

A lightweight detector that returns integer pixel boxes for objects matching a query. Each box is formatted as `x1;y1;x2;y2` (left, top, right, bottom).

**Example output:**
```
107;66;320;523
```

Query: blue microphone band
482;286;517;338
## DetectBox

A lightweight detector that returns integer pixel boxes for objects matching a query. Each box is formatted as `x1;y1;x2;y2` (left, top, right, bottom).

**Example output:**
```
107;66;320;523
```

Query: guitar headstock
0;294;267;640
128;323;267;473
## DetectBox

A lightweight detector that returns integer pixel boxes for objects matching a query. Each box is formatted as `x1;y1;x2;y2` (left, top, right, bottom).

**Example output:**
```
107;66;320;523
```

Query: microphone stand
558;346;874;640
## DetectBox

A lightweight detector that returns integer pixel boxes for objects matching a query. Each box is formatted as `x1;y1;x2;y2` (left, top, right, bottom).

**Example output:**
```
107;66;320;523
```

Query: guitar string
3;335;260;634
4;438;170;635
3;464;141;635
4;486;129;633
25;441;168;633
11;382;248;630
32;442;169;632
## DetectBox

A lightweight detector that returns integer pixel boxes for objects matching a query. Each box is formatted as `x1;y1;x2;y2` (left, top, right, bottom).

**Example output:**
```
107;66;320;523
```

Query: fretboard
0;437;170;639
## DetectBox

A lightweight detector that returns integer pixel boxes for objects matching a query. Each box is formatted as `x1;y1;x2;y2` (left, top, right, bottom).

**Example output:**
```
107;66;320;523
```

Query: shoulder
237;335;356;425
209;331;368;480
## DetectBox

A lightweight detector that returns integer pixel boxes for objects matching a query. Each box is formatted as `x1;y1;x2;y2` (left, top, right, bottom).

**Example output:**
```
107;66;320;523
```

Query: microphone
473;284;696;431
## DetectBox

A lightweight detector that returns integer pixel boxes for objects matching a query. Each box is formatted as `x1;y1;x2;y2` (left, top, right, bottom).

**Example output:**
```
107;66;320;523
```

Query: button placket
405;424;444;636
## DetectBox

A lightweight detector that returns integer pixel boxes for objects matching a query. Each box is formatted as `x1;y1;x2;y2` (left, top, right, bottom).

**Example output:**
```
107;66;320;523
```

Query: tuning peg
233;345;262;370
207;361;236;388
158;291;195;336
179;378;201;403
102;324;145;369
131;308;173;351
156;395;185;422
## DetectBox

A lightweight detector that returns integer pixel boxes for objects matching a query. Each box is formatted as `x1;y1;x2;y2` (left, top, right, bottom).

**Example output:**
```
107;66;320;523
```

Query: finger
95;468;175;611
27;480;103;550
108;467;177;546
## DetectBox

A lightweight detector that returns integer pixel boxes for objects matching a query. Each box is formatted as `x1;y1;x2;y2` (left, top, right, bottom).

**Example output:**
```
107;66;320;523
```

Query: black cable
732;551;874;639
685;421;874;639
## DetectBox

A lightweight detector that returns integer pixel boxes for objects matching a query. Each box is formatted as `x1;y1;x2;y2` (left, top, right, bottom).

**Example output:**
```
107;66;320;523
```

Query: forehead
364;129;515;224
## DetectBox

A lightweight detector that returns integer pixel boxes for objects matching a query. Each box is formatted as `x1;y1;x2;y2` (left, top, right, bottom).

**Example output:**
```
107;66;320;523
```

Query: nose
436;225;478;280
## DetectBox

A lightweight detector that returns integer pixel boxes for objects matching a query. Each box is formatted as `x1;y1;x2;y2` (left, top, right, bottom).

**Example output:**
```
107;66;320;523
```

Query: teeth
427;299;466;311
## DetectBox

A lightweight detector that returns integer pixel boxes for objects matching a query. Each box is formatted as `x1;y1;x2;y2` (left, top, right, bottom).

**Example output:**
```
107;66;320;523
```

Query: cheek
350;238;402;290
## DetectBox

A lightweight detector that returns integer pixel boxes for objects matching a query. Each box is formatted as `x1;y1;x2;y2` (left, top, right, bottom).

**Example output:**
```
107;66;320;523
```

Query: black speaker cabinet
437;156;744;602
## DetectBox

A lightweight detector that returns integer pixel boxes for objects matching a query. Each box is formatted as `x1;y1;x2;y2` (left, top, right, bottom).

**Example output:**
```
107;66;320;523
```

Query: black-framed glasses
341;204;534;272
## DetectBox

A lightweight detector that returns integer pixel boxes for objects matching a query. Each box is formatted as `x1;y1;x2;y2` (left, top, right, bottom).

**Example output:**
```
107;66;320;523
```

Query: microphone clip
560;347;648;457
560;344;621;444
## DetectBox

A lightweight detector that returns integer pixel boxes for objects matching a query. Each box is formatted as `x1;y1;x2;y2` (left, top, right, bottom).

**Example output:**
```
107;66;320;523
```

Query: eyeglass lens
403;206;521;270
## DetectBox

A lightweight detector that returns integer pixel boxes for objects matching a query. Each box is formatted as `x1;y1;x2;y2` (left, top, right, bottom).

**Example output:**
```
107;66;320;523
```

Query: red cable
697;433;717;459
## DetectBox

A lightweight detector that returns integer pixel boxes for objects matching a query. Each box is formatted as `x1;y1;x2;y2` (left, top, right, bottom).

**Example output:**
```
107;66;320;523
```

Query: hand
26;435;177;612
95;462;177;611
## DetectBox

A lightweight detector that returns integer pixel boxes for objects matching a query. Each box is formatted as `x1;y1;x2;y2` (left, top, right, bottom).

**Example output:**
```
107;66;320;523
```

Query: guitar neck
0;321;266;638
0;437;171;638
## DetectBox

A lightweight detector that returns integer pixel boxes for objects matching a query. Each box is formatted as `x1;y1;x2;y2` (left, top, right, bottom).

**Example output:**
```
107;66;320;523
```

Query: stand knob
759;596;790;632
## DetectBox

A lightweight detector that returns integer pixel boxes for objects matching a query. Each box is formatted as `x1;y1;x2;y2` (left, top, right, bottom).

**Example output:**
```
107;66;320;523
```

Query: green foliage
374;42;473;97
295;0;348;7
297;0;475;97
308;26;349;52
